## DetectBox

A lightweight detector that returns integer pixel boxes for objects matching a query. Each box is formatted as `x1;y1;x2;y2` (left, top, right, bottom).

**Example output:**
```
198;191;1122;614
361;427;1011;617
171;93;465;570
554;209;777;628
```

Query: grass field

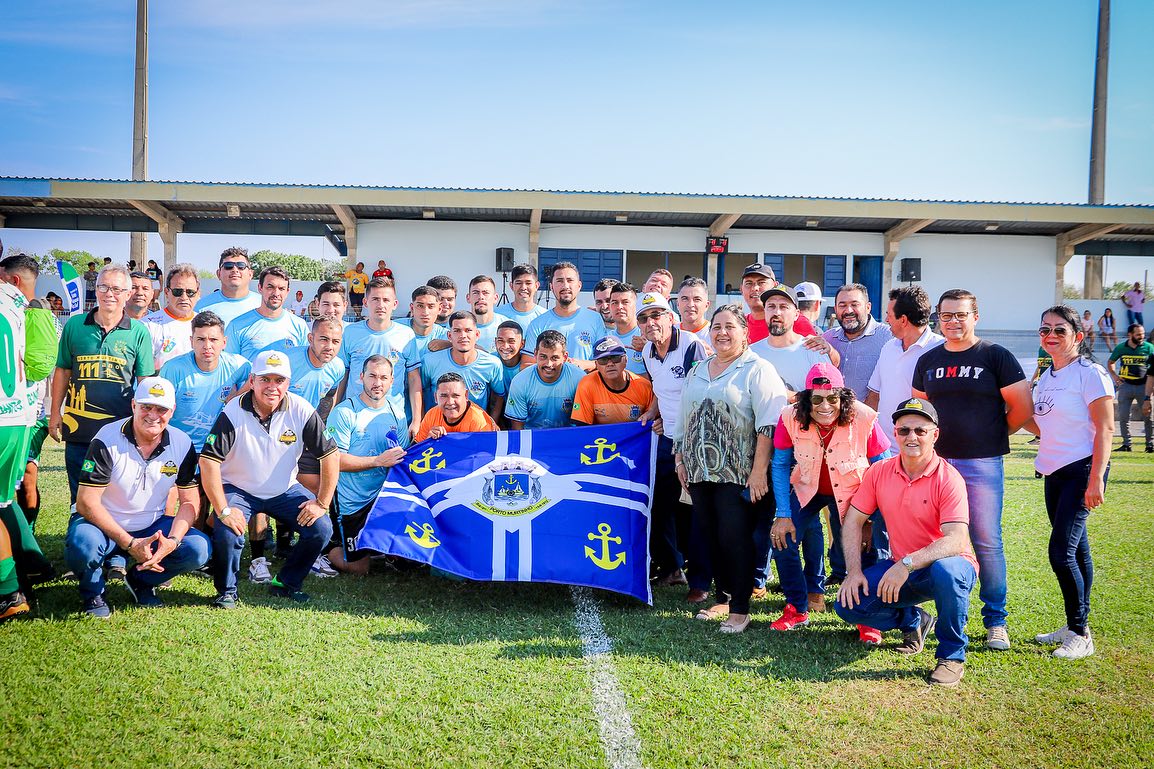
2;437;1152;769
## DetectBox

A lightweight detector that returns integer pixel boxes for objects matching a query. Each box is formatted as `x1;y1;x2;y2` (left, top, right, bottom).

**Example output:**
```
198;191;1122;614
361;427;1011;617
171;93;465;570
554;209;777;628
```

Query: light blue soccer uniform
612;326;648;375
396;325;448;420
523;307;606;361
340;320;416;406
499;358;522;392
328;396;410;512
475;317;502;353
283;345;346;408
418;348;507;412
159;351;252;451
195;291;262;329
224;309;310;360
494;303;547;331
504;363;584;429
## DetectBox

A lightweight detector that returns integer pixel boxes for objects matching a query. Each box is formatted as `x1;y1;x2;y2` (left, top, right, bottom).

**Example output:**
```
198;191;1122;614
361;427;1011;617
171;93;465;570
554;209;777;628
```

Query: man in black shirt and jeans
912;289;1032;651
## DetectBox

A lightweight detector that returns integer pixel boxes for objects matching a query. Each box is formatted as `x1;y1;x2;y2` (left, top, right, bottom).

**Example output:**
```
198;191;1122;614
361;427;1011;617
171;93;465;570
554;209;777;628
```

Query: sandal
694;603;729;621
720;614;751;634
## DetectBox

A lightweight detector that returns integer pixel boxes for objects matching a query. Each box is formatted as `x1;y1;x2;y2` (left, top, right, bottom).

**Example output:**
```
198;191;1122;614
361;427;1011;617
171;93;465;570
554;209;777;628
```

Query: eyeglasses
597;355;625;364
168;288;198;298
220;261;250;271
938;312;972;322
810;393;840;405
1038;325;1071;337
896;426;934;436
95;284;127;295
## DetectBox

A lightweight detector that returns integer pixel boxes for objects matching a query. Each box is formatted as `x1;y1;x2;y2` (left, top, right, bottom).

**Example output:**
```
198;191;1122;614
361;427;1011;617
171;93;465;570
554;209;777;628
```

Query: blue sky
2;1;1152;283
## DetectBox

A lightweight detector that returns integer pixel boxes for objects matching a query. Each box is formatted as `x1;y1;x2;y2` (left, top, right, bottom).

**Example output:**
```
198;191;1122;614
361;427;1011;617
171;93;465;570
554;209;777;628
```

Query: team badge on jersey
159;460;178;477
279;429;298;446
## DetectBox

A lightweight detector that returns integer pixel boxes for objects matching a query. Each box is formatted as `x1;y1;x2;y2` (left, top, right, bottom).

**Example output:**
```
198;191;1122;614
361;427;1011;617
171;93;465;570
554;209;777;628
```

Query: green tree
250;250;344;281
1062;283;1081;300
36;248;102;277
1104;280;1135;300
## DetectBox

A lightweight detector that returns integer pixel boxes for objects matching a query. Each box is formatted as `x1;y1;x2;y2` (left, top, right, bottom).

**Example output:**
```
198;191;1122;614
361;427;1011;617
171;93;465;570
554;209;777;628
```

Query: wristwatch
216;506;234;519
901;555;915;572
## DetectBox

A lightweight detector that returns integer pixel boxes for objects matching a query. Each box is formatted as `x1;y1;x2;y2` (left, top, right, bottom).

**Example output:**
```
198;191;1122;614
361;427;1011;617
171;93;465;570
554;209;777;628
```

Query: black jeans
651;436;689;578
688;481;756;615
1044;456;1108;636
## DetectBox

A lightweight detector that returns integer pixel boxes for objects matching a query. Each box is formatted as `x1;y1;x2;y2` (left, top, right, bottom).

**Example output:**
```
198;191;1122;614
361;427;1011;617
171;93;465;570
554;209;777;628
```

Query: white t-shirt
1032;358;1114;475
748;337;830;392
867;327;945;425
142;308;194;370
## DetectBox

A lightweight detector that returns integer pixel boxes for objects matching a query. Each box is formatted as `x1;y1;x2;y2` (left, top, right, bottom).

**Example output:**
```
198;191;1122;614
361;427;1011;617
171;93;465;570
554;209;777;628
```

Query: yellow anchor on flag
405;522;440;549
584;523;626;570
409;446;446;474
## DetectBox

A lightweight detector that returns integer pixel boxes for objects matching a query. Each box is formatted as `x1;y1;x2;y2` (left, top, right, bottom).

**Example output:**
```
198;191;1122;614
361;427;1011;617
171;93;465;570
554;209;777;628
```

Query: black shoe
1117;445;1132;452
0;590;31;622
268;584;311;604
82;593;112;619
124;569;165;608
1146;445;1154;454
25;563;57;587
212;592;238;610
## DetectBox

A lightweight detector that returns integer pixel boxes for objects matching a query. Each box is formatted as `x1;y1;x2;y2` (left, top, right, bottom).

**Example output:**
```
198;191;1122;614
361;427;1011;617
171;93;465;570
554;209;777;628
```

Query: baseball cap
760;285;797;307
742;263;775;280
252;349;293;378
592;336;628;360
891;397;939;425
805;363;844;390
134;376;176;410
795;282;822;302
636;292;673;319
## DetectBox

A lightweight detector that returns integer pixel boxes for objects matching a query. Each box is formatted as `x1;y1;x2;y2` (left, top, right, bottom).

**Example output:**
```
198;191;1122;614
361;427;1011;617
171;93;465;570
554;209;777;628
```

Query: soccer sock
251;540;266;560
0;557;18;595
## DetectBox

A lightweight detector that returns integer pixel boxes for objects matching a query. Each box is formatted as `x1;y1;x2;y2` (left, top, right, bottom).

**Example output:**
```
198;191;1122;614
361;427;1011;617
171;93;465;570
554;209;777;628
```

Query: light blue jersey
504;363;584;429
523;307;606;361
396;325;448;421
159;351;251;451
224;309;310;360
494;303;547;331
283;345;346;408
612;326;648;375
475;316;502;353
328;396;409;512
340;320;416;406
499;358;522;392
195;290;262;329
418;348;506;412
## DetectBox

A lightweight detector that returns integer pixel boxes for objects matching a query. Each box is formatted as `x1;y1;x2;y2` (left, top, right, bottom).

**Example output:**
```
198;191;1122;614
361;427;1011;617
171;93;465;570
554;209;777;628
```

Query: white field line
570;586;646;769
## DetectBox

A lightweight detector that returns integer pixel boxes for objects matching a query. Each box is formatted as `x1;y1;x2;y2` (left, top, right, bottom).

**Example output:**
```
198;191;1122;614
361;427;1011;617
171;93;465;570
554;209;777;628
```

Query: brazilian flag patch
82;459;95;473
205;434;216;446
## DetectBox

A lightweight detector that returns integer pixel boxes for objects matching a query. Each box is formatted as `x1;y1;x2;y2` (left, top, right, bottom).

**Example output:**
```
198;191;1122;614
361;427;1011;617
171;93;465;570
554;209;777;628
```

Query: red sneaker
769;603;810;631
857;625;883;645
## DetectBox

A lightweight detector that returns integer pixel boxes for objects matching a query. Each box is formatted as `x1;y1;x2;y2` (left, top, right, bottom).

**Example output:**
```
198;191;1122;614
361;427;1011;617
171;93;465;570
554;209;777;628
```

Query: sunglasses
597;355;626;364
169;288;198;298
896;426;934;436
810;393;840;405
220;261;250;271
1038;325;1071;337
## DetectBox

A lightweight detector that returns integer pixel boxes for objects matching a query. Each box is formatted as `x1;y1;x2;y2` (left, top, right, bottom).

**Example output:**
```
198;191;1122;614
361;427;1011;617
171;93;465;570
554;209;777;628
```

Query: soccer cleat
985;625;1011;651
927;659;965;687
124;570;165;608
83;593;112;619
896;607;936;654
0;591;31;622
212;592;238;610
248;557;272;584
1035;625;1075;645
310;555;338;579
857;625;884;646
769;603;810;631
1053;630;1095;660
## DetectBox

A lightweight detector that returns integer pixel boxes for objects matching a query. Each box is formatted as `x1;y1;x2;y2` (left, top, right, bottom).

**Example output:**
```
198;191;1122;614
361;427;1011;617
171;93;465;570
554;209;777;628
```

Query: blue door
855;256;883;319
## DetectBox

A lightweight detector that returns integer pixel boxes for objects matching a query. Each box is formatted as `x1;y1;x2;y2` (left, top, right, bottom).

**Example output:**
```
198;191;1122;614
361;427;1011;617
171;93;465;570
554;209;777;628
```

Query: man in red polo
834;397;978;688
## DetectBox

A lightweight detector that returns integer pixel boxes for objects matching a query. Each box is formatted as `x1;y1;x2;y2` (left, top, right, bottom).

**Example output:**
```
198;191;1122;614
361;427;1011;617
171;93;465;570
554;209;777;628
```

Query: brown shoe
927;659;965;687
896;607;936;655
751;586;768;600
807;592;826;613
656;569;688;586
685;588;710;604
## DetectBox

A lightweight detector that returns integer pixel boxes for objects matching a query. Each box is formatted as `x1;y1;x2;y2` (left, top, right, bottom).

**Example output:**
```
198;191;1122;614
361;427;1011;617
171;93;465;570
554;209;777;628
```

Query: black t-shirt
912;339;1026;459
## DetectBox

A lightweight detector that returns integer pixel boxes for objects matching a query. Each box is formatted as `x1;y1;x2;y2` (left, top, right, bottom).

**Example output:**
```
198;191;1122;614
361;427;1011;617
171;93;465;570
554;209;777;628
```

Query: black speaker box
899;257;921;282
496;247;515;272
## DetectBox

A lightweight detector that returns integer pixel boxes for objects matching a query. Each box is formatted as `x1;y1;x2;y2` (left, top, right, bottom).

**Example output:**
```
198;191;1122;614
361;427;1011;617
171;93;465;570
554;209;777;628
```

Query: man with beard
225;267;310;359
823;283;893;400
494;264;547;330
1107;323;1153;452
142;264;200;370
505;330;583;430
124;271;155;321
196;247;262;328
741;263;817;343
523;262;606;371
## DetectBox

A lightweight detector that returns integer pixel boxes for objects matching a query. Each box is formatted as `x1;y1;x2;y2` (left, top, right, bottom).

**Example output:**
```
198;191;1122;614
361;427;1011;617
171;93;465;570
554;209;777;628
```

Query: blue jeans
829;508;889;583
1044;457;1107;636
213;483;333;595
834;556;977;661
771;493;832;609
946;456;1007;628
65;514;212;600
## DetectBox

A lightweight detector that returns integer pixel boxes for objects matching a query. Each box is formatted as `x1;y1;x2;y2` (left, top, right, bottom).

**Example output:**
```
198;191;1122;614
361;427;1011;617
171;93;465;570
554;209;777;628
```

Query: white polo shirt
642;329;708;438
867;326;945;425
78;418;199;531
200;391;337;498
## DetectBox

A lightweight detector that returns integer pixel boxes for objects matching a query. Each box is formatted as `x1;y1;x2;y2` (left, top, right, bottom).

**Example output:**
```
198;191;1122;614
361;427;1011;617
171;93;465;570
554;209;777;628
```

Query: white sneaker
310;555;338;579
248;557;272;584
1035;625;1075;645
1053;629;1095;660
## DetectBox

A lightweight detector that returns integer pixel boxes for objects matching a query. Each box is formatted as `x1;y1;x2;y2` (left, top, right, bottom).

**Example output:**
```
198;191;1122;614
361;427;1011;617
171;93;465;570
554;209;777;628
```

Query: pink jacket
781;401;880;519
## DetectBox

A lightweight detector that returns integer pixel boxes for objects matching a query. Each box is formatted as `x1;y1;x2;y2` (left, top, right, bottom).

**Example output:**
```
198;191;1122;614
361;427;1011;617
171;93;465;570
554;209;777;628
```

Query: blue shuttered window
538;248;623;285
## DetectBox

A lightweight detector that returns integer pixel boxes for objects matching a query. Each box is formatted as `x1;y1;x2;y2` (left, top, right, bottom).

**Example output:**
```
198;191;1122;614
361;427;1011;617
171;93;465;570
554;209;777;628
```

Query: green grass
2;438;1153;768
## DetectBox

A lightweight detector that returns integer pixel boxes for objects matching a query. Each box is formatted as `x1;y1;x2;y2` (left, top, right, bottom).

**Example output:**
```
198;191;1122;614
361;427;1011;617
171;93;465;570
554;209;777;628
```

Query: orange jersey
571;371;654;425
415;402;499;442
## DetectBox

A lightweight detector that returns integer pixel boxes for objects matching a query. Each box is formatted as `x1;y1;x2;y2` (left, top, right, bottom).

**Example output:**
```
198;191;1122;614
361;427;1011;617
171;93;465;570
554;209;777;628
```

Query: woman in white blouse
671;305;788;633
1026;304;1114;660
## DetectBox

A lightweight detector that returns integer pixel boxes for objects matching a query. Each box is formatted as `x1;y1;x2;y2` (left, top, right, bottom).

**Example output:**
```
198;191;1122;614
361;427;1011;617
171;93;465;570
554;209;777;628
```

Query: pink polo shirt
851;453;978;572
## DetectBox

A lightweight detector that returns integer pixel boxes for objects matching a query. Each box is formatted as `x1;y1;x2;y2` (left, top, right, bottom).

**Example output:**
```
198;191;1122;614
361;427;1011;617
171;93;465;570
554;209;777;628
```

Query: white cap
252;349;292;378
134;376;176;410
795;282;823;302
636;292;673;319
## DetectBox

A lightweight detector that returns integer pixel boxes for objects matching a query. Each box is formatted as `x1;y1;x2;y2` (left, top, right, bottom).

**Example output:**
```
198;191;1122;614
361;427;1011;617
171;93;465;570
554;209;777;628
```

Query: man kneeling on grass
67;377;211;618
199;350;338;608
835;398;978;687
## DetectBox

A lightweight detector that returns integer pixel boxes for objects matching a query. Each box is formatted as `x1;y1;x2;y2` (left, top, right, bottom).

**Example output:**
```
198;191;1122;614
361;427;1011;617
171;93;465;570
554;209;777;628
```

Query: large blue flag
356;422;657;603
